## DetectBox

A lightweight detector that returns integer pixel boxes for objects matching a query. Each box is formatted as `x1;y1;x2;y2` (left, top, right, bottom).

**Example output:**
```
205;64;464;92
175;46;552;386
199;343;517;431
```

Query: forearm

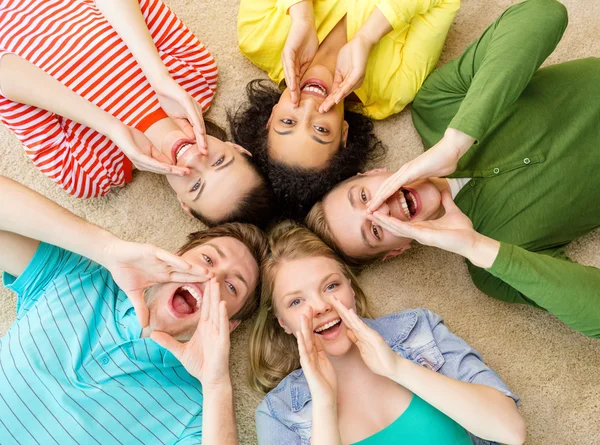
201;380;238;445
95;0;169;87
391;358;525;444
0;176;117;265
0;54;120;138
310;401;342;445
355;7;392;47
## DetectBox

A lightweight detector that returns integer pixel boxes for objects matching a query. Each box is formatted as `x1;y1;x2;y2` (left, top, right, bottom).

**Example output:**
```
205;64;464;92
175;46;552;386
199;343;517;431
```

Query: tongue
172;293;194;315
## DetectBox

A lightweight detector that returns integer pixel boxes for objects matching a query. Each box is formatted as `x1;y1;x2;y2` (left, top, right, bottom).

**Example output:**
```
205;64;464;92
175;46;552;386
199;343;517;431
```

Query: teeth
399;192;411;220
181;285;202;308
302;84;327;97
409;192;417;214
315;319;341;333
176;143;191;161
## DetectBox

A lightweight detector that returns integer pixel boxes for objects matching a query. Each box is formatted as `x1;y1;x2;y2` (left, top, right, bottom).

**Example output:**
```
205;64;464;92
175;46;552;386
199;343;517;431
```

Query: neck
328;343;371;375
140;325;153;339
310;16;347;76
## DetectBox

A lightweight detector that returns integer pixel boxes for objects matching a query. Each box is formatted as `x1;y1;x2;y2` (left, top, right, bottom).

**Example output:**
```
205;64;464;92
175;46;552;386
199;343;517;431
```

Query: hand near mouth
151;278;231;386
296;308;337;406
101;239;212;328
369;190;500;268
332;296;399;379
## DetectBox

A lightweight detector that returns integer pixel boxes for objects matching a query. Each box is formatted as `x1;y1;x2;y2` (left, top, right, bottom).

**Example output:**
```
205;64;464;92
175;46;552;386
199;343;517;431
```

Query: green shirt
412;0;600;337
352;394;470;445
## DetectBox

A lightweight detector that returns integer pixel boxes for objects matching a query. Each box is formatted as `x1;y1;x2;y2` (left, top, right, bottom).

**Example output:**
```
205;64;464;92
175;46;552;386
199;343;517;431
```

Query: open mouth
314;318;342;340
171;139;196;164
398;188;420;220
168;284;203;318
300;78;328;98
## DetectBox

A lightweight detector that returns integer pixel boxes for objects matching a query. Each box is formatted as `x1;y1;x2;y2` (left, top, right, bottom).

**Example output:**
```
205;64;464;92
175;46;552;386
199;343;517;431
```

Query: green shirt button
493;167;500;174
523;157;531;164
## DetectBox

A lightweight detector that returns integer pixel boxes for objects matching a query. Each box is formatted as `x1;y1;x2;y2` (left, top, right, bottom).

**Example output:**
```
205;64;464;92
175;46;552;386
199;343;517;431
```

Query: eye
325;282;338;292
289;299;301;308
202;254;213;266
313;125;329;134
212;156;225;167
226;282;237;296
191;181;201;192
360;189;368;203
372;224;381;240
280;118;294;125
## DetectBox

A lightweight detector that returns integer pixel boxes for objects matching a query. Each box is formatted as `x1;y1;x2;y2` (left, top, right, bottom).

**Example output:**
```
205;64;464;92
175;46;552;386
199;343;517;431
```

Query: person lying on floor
249;223;525;445
307;0;600;338
0;176;267;444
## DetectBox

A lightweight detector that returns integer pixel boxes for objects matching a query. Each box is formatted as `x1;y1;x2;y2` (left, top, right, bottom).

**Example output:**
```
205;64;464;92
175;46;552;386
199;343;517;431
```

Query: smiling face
144;117;262;222
144;236;259;341
273;256;356;357
322;172;446;259
268;66;349;169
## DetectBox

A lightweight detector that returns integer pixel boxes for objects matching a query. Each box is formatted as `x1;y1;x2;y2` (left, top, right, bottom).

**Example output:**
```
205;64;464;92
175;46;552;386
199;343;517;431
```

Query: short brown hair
305;201;385;270
178;222;268;322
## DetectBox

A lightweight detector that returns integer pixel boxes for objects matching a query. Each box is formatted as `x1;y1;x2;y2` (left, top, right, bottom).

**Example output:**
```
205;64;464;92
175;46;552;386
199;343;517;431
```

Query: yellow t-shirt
238;0;461;120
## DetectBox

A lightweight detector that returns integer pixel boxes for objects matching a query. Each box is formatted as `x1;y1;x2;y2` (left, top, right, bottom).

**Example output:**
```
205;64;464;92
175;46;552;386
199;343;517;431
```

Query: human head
306;171;447;267
145;223;268;341
230;80;385;219
248;222;370;394
145;118;275;228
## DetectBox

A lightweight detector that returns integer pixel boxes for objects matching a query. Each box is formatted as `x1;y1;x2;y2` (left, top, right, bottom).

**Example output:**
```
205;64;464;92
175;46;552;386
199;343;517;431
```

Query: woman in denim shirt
249;223;525;445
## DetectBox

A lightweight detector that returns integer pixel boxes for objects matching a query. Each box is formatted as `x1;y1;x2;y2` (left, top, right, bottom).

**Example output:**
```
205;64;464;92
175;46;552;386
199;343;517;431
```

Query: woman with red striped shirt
0;0;273;227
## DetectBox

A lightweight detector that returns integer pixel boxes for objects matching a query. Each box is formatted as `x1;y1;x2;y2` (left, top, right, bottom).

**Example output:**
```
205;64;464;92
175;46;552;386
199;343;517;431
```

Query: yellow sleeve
376;0;460;31
276;0;306;13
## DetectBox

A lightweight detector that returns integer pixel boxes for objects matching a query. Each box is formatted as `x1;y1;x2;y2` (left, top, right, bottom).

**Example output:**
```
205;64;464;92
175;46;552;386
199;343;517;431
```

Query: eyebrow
348;185;357;209
205;242;249;288
274;128;332;145
192;157;235;202
347;186;374;249
281;273;339;301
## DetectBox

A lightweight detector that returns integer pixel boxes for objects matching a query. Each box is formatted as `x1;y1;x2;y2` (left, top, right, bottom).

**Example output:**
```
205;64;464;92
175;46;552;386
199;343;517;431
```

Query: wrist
389;355;410;384
201;377;233;394
467;233;501;269
97;235;128;268
445;127;475;158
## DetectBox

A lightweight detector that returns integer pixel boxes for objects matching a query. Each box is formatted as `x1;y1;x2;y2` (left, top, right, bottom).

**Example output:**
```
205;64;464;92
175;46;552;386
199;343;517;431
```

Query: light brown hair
178;222;268;321
248;222;372;394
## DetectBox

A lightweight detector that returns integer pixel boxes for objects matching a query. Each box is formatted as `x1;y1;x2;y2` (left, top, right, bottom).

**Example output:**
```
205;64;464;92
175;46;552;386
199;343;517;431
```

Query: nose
179;146;206;169
373;200;391;216
310;295;332;317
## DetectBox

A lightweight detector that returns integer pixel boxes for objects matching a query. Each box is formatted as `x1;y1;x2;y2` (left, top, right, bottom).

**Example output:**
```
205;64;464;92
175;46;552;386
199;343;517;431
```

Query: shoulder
365;308;442;349
258;368;307;417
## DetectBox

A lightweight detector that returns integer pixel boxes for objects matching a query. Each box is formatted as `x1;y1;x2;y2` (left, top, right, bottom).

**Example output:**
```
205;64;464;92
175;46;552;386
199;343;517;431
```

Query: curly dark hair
228;80;385;220
190;120;276;229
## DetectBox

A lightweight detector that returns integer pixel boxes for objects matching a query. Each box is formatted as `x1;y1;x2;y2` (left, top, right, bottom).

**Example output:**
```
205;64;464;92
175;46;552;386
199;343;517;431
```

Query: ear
178;197;193;217
341;120;349;147
226;142;252;157
277;317;292;335
229;319;241;333
382;244;411;261
358;167;388;176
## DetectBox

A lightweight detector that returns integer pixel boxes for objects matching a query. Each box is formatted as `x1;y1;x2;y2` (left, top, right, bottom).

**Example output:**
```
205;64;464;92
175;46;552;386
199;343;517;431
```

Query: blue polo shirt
0;243;203;445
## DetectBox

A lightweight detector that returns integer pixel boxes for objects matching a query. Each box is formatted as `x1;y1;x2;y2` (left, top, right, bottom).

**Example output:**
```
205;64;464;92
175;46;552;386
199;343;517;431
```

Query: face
268;66;349;169
145;118;261;222
273;256;356;357
145;237;259;341
322;172;445;259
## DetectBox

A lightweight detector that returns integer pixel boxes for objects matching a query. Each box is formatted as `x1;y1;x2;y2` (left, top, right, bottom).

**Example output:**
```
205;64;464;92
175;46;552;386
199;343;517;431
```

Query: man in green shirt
306;0;600;337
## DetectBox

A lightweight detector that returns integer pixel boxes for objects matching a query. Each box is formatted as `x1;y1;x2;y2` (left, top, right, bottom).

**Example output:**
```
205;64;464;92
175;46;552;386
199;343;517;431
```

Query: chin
322;333;354;358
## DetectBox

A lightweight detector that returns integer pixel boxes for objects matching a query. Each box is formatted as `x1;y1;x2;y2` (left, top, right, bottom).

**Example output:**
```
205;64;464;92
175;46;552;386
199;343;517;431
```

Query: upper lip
170;138;196;165
313;317;341;332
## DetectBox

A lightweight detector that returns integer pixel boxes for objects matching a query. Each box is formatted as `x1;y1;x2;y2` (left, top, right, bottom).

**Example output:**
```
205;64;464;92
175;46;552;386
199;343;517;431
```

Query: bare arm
201;381;238;445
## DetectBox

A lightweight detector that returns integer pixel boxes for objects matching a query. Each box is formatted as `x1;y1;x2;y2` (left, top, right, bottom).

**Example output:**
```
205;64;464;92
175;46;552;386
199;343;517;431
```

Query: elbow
504;415;526;445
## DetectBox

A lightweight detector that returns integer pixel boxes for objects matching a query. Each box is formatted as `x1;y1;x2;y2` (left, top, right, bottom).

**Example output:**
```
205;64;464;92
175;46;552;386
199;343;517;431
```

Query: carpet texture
1;0;599;443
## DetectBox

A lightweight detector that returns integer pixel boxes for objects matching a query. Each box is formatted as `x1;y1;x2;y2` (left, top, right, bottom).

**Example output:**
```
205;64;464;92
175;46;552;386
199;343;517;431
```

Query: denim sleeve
424;310;520;406
256;401;303;445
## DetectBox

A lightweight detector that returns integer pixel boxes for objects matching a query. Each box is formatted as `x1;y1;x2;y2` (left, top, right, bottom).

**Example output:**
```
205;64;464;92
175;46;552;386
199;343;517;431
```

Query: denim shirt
255;309;520;445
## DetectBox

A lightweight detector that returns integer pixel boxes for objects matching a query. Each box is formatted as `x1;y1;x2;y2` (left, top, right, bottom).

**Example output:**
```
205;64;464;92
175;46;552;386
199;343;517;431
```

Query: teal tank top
352;394;471;445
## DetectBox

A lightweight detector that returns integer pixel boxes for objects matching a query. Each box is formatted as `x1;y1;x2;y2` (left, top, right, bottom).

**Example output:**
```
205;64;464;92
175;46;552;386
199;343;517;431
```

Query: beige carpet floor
1;0;599;443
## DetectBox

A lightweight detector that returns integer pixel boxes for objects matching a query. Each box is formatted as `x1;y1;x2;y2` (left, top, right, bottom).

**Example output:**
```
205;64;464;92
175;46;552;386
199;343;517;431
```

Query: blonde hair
306;200;386;270
248;222;372;394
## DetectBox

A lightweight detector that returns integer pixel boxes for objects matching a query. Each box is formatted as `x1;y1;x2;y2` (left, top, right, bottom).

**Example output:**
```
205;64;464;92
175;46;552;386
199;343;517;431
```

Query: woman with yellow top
232;0;460;218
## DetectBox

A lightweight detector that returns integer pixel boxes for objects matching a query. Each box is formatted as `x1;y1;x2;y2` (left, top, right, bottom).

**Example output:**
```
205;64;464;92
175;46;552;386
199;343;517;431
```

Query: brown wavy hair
248;222;372;394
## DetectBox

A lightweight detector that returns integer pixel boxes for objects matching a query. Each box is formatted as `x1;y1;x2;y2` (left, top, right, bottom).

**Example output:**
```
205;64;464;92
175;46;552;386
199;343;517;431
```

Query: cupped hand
319;34;373;114
154;77;208;153
331;297;399;379
297;309;337;405
102;239;213;328
151;278;231;386
367;128;475;213
110;123;190;176
282;18;319;107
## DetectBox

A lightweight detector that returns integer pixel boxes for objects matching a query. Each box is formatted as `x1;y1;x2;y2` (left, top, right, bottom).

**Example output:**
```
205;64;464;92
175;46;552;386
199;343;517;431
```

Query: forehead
184;236;259;279
274;256;341;293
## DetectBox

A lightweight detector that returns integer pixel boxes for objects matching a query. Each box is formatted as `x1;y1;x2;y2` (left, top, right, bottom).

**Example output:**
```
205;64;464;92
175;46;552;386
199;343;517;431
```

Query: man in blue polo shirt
0;177;267;445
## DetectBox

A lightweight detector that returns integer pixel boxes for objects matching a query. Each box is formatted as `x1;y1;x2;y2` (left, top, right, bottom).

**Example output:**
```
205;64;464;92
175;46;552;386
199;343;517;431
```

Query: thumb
347;328;359;345
151;331;184;360
440;189;459;213
128;291;150;328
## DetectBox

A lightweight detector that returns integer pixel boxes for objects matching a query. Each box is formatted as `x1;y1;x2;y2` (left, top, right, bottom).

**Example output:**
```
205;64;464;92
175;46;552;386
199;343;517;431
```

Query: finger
369;212;415;238
151;331;184;360
168;272;213;283
313;335;326;357
173;117;196;140
155;249;193;271
367;181;402;213
128;291;150;328
346;328;359;345
300;313;313;356
296;330;309;362
200;278;212;321
440;188;460;213
219;300;229;340
210;277;221;327
331;296;357;331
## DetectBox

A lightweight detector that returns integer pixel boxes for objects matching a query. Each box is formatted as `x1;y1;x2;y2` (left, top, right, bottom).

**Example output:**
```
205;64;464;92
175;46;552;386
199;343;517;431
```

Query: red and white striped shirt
0;0;218;198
